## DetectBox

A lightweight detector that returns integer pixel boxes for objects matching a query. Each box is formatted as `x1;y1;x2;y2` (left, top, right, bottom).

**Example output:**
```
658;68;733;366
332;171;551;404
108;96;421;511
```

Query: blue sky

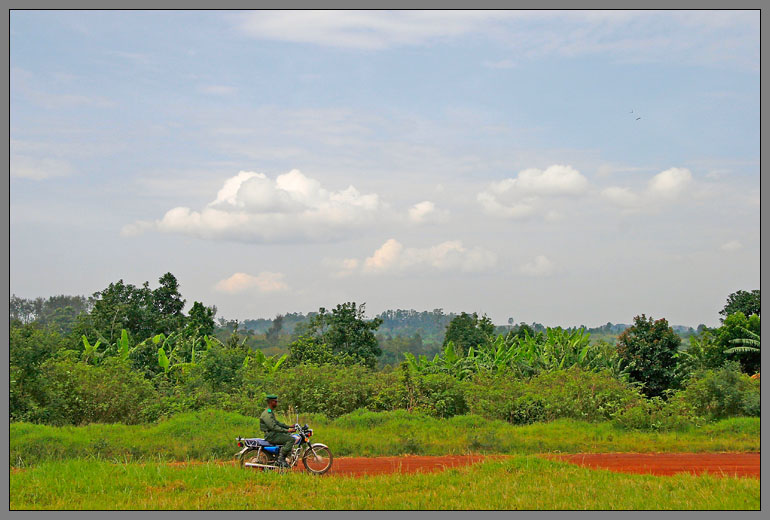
10;10;760;327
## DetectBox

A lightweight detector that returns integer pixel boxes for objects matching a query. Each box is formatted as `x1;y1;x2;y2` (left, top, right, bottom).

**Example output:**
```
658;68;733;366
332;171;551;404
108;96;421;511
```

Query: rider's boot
276;454;289;468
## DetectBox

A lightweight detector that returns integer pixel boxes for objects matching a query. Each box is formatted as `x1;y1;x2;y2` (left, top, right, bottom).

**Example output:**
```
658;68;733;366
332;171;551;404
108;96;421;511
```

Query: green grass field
10;409;760;510
10;409;760;467
11;457;759;510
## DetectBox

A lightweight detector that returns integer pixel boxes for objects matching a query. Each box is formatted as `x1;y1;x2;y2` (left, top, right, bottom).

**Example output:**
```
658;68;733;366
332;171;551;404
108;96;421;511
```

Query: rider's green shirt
260;408;290;435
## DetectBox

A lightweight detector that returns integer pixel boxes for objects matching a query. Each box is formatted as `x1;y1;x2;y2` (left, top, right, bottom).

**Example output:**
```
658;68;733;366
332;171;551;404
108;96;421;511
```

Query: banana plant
245;349;288;374
81;336;102;365
726;327;760;354
117;329;130;361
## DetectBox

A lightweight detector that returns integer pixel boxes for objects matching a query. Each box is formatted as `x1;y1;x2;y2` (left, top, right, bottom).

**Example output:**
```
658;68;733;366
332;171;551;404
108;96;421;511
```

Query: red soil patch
321;455;494;477
544;452;760;479
162;455;493;476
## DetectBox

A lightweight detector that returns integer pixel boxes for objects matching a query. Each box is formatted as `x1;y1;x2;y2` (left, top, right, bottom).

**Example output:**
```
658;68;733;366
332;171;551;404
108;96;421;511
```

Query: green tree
291;302;383;368
76;273;191;345
78;279;155;344
719;289;760;322
442;312;495;356
152;272;186;332
616;314;681;398
265;314;284;343
10;323;65;421
184;301;216;337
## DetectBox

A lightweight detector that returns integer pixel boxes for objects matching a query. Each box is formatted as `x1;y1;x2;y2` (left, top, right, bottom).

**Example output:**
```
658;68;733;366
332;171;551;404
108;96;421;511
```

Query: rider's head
266;394;278;409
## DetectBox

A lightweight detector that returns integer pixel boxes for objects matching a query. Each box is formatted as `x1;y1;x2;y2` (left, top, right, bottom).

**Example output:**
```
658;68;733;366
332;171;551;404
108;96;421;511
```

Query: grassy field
10;409;760;468
10;456;759;510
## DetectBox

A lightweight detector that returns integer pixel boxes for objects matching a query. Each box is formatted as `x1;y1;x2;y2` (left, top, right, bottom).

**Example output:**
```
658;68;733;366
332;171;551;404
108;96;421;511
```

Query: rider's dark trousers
266;432;295;457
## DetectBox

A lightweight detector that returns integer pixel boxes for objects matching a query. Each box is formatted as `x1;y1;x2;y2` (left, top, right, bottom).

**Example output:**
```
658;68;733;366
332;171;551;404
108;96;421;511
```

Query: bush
680;361;760;420
34;357;157;425
466;367;641;424
612;396;701;431
269;364;379;418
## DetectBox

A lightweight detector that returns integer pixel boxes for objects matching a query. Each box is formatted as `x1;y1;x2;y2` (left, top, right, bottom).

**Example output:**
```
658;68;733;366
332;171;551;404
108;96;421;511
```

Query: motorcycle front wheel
302;444;333;475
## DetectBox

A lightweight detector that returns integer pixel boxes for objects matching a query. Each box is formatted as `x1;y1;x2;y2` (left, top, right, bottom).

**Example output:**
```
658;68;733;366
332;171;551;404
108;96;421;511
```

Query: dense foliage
616;314;681;398
8;276;760;431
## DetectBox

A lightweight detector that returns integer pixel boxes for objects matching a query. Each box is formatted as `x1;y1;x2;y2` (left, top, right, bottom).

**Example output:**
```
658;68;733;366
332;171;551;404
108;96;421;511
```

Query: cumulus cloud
477;165;588;219
214;272;289;294
647;167;693;198
601;167;694;212
721;240;743;252
520;255;555;277
408;200;450;224
125;169;383;243
337;238;497;276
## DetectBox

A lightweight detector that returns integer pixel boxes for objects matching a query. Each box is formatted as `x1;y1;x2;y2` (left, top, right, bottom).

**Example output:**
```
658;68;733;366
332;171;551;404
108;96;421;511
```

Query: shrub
269;364;379;418
34;357;157;425
466;367;641;424
680;361;760;420
612;396;701;431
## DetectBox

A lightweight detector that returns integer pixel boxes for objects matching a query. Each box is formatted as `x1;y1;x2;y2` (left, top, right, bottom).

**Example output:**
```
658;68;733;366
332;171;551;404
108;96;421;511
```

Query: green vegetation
11;455;759;510
10;409;760;468
9;275;760;452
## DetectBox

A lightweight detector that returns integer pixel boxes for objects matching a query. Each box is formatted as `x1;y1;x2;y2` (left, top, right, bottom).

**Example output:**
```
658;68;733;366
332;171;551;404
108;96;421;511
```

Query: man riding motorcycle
259;394;297;468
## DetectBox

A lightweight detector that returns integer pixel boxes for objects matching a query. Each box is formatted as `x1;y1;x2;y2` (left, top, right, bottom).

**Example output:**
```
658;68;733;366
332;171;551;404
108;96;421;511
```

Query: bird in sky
636;117;641;120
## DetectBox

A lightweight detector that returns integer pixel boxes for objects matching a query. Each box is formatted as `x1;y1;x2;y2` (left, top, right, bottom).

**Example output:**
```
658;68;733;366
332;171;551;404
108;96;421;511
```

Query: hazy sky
10;10;760;327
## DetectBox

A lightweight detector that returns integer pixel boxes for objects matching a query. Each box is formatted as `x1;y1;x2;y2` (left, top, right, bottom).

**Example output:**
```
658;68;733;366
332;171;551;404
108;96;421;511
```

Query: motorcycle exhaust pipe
244;462;282;469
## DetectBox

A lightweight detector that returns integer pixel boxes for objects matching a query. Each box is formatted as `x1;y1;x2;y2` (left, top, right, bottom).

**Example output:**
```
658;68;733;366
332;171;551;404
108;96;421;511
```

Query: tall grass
10;456;759;510
11;409;760;468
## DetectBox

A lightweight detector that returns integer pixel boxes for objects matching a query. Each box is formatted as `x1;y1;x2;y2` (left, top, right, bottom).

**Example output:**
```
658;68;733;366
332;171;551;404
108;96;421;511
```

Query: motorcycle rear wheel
302;445;333;475
240;449;273;471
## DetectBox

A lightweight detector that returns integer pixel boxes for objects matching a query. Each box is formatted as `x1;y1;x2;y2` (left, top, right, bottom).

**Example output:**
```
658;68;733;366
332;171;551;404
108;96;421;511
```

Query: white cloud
520;255;555;277
602;167;694;212
600;186;642;210
10;155;73;180
234;10;507;50
408;200;449;224
647;168;693;199
231;11;757;70
214;272;289;294
721;240;743;252
477;165;588;220
338;238;497;275
127;169;383;243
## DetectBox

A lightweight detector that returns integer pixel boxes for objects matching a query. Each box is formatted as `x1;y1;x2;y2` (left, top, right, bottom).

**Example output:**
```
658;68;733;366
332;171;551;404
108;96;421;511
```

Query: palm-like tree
725;327;760;354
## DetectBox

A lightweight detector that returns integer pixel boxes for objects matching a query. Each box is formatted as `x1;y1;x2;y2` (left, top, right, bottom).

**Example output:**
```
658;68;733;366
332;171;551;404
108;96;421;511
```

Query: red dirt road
544;452;760;479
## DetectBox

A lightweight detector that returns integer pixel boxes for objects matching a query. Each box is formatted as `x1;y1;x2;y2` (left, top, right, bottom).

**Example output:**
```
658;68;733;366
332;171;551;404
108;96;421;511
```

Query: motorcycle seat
243;438;275;448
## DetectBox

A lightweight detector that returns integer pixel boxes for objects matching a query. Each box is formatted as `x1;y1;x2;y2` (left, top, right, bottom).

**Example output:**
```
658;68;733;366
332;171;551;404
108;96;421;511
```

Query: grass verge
10;456;759;510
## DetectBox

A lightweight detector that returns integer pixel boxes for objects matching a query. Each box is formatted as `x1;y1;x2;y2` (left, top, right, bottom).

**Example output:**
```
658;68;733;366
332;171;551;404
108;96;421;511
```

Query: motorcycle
235;421;333;475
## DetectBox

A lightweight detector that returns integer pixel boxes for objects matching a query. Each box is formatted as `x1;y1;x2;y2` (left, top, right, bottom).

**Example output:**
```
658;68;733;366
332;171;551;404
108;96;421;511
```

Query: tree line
9;273;759;426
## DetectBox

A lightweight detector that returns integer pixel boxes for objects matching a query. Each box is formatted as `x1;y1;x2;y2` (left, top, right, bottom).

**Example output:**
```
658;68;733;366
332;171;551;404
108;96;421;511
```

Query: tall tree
442;312;495;356
152;272;186;333
291;302;383;368
719;290;760;321
616;314;681;398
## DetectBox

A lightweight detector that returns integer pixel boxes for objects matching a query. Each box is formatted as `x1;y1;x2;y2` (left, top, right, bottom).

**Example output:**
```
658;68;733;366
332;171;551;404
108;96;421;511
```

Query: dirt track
544;452;760;479
320;454;495;477
247;452;760;478
13;453;758;479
